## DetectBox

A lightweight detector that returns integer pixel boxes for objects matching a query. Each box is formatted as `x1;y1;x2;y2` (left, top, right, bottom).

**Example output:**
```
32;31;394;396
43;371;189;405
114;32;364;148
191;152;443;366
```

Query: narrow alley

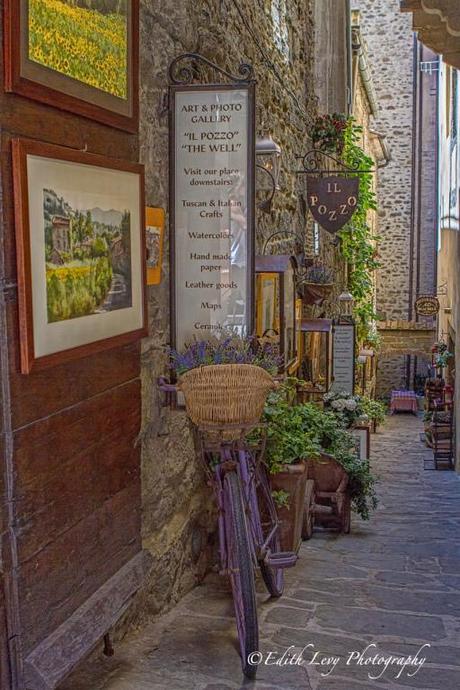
62;414;460;690
2;2;460;689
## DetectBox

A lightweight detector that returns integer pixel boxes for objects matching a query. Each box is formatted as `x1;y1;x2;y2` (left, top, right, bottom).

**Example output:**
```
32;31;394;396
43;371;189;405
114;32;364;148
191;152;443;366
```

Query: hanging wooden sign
307;176;359;233
414;295;440;316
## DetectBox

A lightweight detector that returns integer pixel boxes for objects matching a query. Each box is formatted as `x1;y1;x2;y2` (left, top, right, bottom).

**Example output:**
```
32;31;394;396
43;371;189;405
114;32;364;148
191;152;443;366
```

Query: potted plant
323;391;362;428
254;384;320;553
293;403;378;527
310;113;348;155
257;381;378;548
299;262;334;304
359;397;387;432
323;391;386;432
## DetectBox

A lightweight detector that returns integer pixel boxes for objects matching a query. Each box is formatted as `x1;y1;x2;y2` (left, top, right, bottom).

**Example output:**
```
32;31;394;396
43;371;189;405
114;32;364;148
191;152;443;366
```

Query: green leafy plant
310;113;348;154
272;490;290;510
290;403;378;521
338;119;380;343
359;397;387;427
259;398;321;474
434;351;453;368
256;381;378;520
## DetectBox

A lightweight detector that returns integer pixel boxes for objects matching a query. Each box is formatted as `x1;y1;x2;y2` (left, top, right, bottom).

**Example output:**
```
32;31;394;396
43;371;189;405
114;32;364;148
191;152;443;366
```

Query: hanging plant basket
300;281;334;305
178;364;275;435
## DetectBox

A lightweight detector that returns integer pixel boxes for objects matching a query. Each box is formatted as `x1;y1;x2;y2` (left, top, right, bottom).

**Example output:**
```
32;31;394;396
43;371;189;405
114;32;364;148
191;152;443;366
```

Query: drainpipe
346;0;353;115
407;34;419;389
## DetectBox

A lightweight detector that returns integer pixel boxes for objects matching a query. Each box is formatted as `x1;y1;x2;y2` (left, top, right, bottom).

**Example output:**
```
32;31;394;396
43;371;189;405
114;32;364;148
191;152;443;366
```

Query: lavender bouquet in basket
168;334;282;376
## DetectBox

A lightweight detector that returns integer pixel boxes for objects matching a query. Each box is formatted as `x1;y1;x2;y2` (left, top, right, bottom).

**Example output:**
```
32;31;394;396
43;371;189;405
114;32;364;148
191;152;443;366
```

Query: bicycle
158;377;298;679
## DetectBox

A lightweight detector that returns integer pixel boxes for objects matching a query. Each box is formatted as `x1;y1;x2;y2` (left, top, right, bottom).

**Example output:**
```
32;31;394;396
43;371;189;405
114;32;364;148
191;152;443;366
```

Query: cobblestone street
62;414;460;690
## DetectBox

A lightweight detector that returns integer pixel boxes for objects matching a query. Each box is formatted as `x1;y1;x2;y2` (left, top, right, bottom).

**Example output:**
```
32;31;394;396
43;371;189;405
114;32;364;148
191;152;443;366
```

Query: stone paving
62;414;460;690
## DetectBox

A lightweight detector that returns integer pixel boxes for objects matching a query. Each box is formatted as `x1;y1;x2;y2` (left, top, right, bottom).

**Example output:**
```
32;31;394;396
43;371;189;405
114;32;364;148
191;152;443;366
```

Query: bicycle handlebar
157;376;178;393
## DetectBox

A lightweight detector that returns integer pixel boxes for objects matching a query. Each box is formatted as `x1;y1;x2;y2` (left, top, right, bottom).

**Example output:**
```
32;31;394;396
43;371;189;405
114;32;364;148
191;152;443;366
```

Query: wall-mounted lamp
256;133;282;213
338;290;354;318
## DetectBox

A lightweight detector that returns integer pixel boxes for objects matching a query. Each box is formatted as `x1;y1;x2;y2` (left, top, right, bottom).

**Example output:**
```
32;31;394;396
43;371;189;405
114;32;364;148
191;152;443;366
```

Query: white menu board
173;87;253;349
331;323;355;394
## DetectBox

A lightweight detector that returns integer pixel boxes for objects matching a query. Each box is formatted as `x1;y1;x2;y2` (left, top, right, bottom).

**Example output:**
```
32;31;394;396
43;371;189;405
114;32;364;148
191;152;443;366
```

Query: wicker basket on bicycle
178;364;275;439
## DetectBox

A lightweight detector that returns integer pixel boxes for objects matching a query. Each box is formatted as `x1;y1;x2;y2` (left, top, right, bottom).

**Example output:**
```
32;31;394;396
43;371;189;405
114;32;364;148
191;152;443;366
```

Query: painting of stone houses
44;188;132;323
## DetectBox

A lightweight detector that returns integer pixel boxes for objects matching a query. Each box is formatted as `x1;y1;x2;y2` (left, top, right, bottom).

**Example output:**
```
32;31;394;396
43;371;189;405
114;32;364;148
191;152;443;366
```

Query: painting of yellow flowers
28;0;128;99
4;0;138;130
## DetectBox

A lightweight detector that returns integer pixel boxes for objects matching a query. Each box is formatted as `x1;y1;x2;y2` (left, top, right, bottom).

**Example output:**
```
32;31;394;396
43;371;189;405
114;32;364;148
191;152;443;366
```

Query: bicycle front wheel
224;471;259;679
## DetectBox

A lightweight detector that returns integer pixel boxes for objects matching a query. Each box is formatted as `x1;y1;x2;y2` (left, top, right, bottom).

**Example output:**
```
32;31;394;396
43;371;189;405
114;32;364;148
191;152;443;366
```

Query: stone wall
377;321;436;397
354;0;414;322
136;0;317;622
354;1;438;397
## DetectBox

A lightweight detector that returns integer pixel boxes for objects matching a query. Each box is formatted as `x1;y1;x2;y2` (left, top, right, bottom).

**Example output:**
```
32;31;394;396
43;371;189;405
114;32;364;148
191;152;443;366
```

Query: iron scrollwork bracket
296;149;373;176
169;52;255;85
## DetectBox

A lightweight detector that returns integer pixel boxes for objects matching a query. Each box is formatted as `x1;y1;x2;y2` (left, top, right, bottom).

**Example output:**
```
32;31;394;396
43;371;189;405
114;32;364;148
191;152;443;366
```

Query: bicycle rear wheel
224;470;259;679
255;463;284;597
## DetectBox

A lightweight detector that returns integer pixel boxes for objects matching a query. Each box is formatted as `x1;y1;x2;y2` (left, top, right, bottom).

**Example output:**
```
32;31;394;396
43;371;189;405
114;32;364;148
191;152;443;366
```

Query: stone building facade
137;0;319;622
355;1;437;396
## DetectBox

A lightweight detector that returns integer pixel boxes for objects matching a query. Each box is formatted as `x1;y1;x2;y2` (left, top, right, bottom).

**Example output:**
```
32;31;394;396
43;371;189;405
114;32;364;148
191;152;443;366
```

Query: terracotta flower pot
270;461;308;553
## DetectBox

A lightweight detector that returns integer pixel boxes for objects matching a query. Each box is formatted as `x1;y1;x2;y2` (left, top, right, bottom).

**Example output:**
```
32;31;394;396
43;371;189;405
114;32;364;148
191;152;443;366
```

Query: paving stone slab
314;604;447;641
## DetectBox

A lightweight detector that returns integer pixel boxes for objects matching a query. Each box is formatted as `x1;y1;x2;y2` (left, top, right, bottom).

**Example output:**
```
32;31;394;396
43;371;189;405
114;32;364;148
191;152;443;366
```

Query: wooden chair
425;378;445;412
432;401;454;470
302;454;351;539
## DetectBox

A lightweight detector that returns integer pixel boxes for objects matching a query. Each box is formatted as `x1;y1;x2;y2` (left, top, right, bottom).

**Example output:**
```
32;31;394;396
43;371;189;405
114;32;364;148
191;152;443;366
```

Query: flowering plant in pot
310;113;348;154
299;262;334;304
303;264;334;286
323;391;387;431
295;403;378;521
168;335;281;375
255;381;378;548
323;391;364;428
168;335;282;434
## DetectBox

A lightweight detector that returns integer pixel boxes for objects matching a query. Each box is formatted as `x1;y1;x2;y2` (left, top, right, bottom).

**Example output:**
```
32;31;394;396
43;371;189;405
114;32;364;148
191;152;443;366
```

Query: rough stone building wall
354;0;415;396
354;0;414;320
135;0;317;623
413;45;438;300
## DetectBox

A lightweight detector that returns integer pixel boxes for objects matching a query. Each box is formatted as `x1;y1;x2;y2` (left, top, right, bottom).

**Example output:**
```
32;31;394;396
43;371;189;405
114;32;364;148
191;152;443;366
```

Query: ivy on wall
339;119;380;344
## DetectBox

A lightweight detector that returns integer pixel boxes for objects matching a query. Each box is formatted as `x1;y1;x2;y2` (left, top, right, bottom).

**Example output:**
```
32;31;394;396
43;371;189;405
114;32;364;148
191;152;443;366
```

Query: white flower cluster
330;398;357;412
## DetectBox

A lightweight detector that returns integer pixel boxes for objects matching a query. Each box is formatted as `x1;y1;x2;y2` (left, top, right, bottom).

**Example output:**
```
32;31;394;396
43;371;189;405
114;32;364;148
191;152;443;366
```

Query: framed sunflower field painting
4;0;138;131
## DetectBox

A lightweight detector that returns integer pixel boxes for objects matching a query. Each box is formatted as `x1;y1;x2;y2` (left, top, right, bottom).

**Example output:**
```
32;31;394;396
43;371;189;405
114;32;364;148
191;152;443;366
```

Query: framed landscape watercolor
4;0;139;131
12;138;147;373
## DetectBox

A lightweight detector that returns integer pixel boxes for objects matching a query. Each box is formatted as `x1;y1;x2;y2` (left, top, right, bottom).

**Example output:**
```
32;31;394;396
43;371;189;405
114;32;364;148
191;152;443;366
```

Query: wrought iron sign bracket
295;149;373;176
169;52;255;86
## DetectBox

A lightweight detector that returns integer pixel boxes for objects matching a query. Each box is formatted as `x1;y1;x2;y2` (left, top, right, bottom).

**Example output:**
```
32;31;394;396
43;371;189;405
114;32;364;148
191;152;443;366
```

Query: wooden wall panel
13;381;141;563
0;2;146;685
0;580;11;690
16;481;141;654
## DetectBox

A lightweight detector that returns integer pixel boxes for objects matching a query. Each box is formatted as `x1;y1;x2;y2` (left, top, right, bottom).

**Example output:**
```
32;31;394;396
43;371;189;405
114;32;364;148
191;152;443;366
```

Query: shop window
271;0;290;62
